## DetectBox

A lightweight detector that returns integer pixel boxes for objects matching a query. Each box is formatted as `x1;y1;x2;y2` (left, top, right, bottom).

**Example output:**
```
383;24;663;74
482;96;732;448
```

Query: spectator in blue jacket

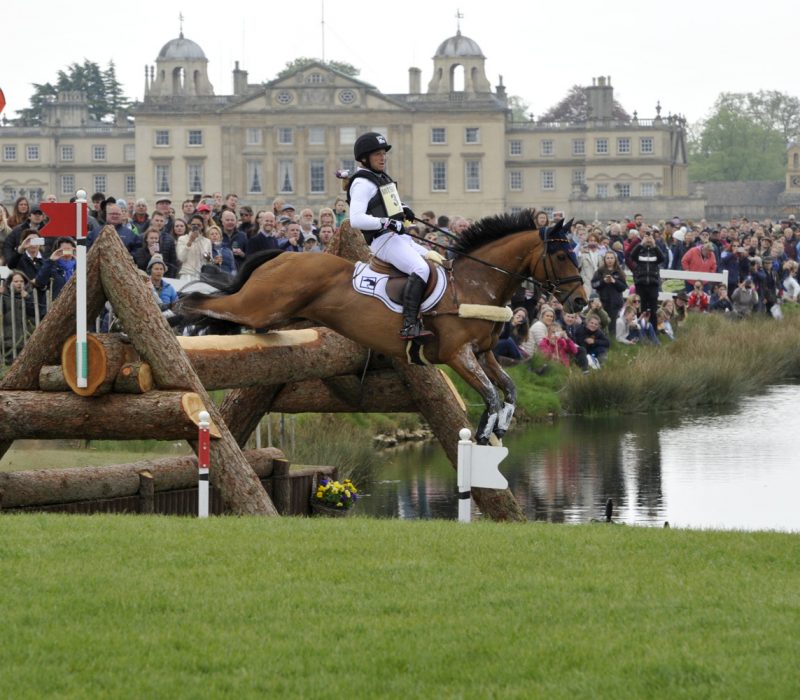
35;236;76;302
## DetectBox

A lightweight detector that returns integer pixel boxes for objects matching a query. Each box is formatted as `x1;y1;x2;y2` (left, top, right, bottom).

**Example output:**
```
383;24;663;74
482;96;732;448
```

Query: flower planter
310;500;354;517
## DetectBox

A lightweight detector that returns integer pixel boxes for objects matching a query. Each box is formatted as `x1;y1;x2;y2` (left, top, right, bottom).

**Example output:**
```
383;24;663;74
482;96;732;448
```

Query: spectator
629;231;664;322
731;277;759;317
154;198;175;236
616;306;641;345
681;242;717;291
5;206;46;268
7;196;30;229
0;205;11;265
317;224;335;252
205;226;236;276
219;210;247;266
655;308;675;341
687;280;710;312
591;251;627;321
526;305;555;354
147;254;178;309
493;307;531;364
710;285;733;313
672;292;689;326
171;218;187;243
88;203;138;254
146;211;179;276
177;215;213;281
573;314;610;367
781;260;800;301
333;199;349;228
129;199;151;237
35;236;76;302
15;233;46;284
581;294;611;333
246;212;281;257
577;231;603;293
318;207;336;231
298;208;318;238
238;205;257;239
133;229;163;272
2;270;36;360
279;222;303;252
538;323;582;371
181;199;196;221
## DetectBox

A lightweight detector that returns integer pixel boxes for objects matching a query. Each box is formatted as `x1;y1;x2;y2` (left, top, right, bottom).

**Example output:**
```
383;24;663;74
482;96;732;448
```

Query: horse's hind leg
447;345;503;445
480;352;517;440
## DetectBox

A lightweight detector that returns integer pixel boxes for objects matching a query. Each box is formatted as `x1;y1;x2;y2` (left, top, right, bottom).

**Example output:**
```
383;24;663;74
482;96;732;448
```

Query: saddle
369;258;441;305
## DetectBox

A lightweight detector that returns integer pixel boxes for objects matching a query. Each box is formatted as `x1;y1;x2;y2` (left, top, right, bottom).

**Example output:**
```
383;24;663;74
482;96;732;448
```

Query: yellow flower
336;502;343;507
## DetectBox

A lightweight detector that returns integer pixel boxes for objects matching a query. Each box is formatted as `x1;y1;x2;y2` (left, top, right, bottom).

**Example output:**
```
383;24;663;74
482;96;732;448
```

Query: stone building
2;28;700;223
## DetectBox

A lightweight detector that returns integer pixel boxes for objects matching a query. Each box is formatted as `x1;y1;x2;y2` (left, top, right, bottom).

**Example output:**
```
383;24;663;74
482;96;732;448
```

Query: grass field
2;514;798;699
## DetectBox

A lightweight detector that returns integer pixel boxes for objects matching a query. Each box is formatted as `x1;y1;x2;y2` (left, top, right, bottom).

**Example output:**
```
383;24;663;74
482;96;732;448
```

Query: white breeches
370;232;430;282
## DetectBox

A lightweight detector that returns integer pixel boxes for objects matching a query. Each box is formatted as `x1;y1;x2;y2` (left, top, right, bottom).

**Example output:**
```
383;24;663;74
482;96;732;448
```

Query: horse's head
535;218;587;312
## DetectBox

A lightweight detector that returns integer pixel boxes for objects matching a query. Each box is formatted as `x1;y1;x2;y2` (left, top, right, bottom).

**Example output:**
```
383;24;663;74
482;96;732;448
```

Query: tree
689;91;797;181
14;60;129;125
276;57;360;79
539;85;630;122
507;95;531;121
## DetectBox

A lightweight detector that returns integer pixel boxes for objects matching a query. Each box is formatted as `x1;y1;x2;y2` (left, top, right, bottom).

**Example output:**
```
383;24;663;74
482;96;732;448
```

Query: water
359;385;800;532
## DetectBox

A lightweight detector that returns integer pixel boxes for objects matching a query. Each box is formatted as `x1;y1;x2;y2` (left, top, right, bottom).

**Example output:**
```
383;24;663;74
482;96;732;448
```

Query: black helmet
354;132;392;162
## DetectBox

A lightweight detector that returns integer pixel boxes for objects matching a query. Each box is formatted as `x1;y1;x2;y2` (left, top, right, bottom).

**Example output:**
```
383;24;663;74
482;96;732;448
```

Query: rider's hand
385;218;404;234
402;205;415;221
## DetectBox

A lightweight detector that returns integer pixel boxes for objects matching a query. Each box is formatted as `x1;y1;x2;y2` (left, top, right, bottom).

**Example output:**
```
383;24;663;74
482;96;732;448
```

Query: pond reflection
361;386;800;532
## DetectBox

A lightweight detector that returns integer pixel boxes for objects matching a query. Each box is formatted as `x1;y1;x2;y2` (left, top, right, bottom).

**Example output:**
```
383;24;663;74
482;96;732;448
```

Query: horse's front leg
448;345;503;445
479;351;516;440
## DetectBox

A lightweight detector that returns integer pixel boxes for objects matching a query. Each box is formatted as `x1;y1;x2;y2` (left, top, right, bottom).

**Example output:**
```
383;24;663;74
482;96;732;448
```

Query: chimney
585;76;614;120
408;67;421;95
233;61;248;96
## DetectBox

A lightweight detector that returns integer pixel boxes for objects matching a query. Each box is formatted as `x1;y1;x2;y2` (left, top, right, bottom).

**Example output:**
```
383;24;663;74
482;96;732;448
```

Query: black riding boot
399;273;433;340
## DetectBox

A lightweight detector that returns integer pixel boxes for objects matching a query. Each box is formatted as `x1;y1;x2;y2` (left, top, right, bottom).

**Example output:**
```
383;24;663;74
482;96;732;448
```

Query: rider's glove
384;218;404;234
425;250;446;265
402;205;416;221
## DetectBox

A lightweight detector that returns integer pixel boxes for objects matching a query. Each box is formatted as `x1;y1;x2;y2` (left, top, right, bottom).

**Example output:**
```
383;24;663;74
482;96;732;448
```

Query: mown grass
1;515;798;699
564;312;800;414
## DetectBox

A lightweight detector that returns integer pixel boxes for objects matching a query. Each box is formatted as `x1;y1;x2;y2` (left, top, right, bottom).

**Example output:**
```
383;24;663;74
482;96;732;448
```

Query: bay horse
179;210;586;443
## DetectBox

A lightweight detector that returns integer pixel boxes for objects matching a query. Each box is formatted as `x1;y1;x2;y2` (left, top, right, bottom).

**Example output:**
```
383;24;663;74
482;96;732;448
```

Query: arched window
793;152;799;169
450;64;465;92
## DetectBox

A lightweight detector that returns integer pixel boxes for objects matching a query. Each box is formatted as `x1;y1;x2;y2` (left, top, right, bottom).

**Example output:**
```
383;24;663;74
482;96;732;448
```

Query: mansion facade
1;30;697;221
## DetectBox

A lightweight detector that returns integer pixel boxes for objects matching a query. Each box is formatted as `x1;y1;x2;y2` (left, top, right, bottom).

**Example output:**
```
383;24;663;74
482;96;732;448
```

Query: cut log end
181;392;222;439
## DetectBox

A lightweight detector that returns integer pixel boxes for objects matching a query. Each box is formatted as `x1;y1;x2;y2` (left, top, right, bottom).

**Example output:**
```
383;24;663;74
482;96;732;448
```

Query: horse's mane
451;209;539;256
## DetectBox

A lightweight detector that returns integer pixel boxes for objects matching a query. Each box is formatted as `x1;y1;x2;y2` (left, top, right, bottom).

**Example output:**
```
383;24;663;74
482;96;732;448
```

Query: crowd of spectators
2;194;799;366
491;211;800;374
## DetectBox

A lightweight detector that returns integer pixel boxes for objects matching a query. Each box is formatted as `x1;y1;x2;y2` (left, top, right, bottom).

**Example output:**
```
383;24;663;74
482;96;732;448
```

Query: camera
31;237;46;246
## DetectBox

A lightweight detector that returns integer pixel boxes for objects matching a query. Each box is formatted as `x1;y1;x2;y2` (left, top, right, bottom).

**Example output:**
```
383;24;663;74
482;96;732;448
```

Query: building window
572;169;586;185
277;127;293;145
124;144;136;162
309;159;326;193
431;161;447;192
510;207;523;215
509;171;523;192
278;160;294;193
596;184;609;198
3;145;17;161
187;163;203;193
60;145;74;162
26;145;40;161
572;139;585;156
306;72;324;84
276;90;293;105
187;130;203;146
155;165;170;194
338;89;356;105
509;140;522;156
247;161;263;194
431;127;447;144
465;127;480;144
540;139;554;156
465;160;481;191
595;138;609;155
339;127;356;145
92;145;106;162
541;170;555;191
640;182;656;197
340;158;356;175
246;128;263;146
93;175;107;194
617;137;631;154
616;183;631;198
308;127;325;146
61;174;75;195
155;130;170;147
542;207;555;218
640;136;654;154
125;174;136;195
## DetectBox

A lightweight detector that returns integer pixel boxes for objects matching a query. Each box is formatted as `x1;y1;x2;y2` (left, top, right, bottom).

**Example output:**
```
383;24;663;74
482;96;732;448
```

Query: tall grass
564;313;800;414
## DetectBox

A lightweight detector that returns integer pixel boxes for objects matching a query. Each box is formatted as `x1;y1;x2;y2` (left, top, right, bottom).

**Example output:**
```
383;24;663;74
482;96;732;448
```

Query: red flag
0;88;6;114
39;202;88;238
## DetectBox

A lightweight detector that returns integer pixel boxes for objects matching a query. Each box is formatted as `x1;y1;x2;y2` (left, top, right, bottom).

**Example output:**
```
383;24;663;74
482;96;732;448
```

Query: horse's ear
550;218;563;236
563;218;574;234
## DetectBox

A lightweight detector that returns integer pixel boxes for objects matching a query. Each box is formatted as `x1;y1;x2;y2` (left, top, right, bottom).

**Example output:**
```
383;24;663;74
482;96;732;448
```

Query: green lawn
2;515;798;699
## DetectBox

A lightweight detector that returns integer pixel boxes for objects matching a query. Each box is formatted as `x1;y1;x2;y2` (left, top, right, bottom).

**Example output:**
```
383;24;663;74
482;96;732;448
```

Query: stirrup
399;321;433;340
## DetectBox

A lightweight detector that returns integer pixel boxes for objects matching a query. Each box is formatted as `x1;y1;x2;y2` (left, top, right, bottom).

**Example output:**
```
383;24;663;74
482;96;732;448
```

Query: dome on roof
434;30;484;59
157;33;207;61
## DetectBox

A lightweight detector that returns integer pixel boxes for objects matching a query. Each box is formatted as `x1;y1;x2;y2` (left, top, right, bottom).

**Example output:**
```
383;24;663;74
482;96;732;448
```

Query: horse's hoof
476;436;490;446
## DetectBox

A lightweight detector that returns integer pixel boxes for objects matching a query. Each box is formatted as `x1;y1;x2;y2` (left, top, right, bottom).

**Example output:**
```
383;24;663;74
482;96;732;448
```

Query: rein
399;225;582;301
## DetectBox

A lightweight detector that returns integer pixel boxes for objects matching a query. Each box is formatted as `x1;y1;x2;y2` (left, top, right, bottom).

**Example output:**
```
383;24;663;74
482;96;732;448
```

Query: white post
198;410;211;518
74;190;89;389
457;428;473;523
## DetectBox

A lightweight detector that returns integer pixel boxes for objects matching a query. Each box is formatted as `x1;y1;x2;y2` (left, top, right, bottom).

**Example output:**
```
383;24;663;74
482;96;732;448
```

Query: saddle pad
352;261;447;313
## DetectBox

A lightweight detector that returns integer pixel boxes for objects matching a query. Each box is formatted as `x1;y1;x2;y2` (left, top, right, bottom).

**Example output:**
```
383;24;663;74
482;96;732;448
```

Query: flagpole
75;189;88;389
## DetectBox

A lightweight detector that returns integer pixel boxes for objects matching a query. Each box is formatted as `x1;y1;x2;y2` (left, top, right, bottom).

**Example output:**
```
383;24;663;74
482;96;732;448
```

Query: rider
347;131;439;340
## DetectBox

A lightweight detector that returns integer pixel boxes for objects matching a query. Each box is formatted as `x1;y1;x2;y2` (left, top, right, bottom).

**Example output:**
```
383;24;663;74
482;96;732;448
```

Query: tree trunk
333;222;526;522
114;362;154;394
93;228;276;515
0;447;284;509
0;390;216;441
38;365;70;392
61;332;139;396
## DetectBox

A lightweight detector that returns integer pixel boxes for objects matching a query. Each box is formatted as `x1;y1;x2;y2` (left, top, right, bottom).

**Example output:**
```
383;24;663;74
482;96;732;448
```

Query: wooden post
138;471;155;514
92;228;276;516
272;458;291;515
